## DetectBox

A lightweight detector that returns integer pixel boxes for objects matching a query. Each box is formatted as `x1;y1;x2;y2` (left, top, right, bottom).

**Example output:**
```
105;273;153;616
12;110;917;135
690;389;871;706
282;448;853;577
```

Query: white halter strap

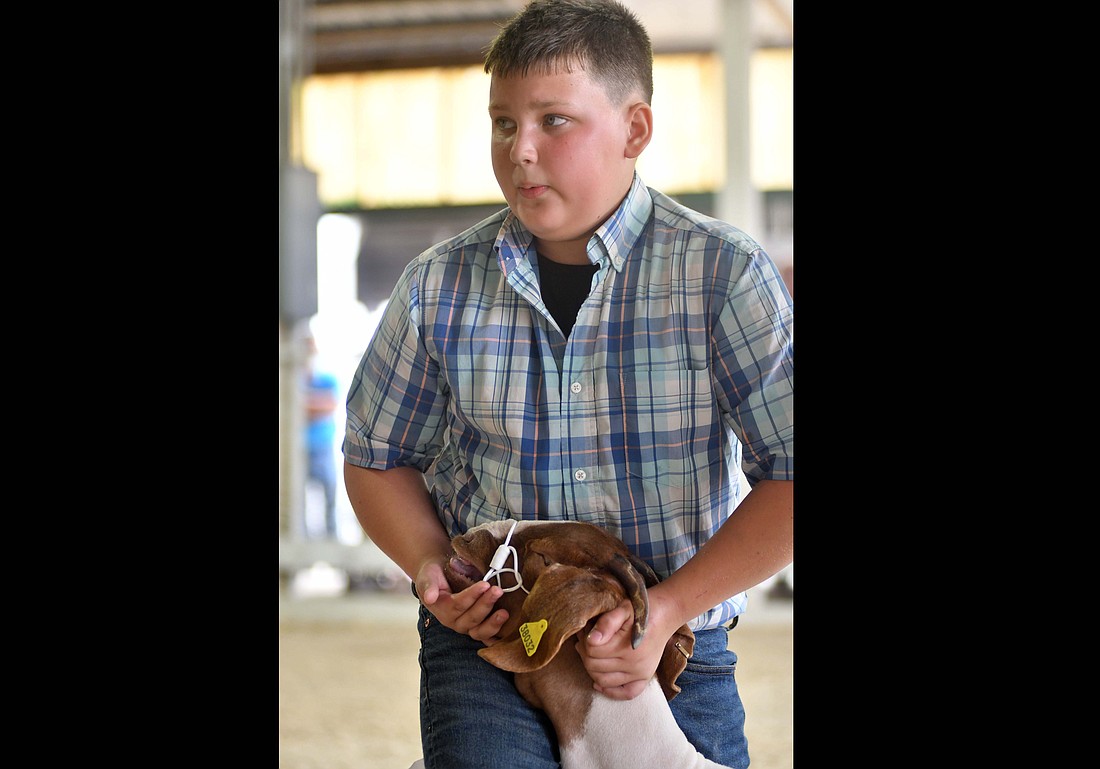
481;520;529;594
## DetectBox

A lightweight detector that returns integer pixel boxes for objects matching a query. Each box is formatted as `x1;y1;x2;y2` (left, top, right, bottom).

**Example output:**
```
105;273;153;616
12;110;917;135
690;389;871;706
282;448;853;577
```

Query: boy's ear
624;102;653;159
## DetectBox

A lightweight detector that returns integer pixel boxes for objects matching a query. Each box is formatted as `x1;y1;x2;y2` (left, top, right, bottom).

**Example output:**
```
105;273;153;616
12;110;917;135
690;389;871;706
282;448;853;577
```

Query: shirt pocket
617;367;715;488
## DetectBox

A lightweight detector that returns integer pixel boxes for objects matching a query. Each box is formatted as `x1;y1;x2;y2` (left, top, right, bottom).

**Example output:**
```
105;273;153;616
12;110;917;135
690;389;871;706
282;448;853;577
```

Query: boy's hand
414;560;510;644
575;599;663;701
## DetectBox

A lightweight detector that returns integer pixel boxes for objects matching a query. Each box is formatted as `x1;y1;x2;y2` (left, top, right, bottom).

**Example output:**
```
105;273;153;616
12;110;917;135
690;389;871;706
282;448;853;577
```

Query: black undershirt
536;251;599;339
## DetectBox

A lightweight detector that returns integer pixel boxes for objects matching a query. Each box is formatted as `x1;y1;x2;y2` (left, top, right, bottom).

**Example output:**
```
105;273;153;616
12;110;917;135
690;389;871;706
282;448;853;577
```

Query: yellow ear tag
519;619;549;657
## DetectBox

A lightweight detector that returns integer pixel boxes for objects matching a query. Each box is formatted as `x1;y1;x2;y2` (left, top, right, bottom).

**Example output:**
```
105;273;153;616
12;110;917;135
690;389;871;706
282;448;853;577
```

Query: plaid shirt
344;174;793;630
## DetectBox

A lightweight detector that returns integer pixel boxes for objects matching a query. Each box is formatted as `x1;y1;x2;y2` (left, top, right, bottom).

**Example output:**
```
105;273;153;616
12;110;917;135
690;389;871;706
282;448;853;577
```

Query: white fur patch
559;680;732;769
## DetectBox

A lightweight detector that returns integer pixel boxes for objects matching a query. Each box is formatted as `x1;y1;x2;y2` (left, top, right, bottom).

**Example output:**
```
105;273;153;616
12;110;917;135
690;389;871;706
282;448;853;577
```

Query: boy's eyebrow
488;99;573;112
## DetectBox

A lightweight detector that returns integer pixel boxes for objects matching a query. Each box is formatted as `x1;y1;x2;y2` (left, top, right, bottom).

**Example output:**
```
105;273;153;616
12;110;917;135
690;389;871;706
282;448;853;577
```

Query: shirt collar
494;172;653;273
592;172;652;273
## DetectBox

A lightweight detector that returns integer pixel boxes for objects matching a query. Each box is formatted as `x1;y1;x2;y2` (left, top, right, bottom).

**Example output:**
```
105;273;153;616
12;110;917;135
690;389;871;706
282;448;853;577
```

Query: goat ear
655;624;695;701
478;563;624;673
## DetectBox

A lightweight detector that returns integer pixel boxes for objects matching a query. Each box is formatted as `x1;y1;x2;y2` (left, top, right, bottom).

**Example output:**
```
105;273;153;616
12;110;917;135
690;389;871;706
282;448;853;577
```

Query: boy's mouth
518;184;547;199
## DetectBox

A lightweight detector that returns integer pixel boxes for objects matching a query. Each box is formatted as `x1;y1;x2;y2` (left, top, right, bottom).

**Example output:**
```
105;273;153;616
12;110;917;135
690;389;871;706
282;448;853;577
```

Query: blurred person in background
342;1;793;767
303;333;340;539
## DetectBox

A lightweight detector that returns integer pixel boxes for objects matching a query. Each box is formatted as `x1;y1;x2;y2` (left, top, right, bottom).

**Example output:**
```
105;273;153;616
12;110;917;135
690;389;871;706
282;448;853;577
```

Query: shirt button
570;382;582;394
574;469;587;481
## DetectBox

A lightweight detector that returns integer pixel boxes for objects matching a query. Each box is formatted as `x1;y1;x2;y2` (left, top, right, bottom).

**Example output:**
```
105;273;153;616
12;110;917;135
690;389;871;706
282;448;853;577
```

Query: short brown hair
483;0;653;105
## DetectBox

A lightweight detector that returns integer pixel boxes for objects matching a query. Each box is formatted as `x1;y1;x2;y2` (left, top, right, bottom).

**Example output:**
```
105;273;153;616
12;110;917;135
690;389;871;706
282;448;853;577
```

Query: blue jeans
415;602;749;768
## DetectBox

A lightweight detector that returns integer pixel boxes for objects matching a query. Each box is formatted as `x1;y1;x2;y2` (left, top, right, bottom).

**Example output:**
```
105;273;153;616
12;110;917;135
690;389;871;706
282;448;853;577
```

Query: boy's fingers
587;601;632;645
472;609;510;645
451;581;497;612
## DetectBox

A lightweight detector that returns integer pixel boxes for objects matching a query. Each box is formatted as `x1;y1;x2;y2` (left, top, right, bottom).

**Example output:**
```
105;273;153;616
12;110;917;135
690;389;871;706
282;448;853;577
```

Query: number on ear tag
519;619;549;656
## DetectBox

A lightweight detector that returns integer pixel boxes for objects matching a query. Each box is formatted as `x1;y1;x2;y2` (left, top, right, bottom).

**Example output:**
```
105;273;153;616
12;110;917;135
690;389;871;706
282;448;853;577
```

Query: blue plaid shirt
344;174;793;630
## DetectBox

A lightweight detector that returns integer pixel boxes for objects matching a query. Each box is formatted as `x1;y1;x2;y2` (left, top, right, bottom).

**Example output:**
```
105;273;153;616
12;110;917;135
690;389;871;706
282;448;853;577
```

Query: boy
342;1;793;767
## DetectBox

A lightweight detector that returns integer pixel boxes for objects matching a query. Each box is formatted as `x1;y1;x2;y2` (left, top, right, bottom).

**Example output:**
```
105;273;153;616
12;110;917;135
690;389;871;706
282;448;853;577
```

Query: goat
408;519;732;769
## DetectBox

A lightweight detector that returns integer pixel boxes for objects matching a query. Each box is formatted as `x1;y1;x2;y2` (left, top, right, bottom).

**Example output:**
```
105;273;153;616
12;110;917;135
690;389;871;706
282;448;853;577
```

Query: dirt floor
279;584;792;769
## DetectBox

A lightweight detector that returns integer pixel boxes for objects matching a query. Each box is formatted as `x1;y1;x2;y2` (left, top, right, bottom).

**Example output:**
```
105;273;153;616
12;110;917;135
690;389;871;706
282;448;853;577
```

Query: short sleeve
343;260;449;472
711;247;793;482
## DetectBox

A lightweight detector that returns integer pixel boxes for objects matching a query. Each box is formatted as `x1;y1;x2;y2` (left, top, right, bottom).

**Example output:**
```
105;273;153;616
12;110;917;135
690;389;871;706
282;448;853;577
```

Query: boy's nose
509;127;537;165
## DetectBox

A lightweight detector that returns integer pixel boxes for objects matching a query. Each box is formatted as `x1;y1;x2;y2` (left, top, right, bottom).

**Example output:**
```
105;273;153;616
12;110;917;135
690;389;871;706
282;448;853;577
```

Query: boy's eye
544;115;567;127
493;117;515;131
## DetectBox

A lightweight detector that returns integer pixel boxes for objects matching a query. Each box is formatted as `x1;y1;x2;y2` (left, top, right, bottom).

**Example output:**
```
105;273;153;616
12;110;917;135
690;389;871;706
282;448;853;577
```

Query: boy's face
489;67;646;262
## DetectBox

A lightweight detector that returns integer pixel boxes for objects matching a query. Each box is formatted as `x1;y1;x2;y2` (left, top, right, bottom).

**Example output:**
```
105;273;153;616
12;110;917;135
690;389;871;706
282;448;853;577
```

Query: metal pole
716;0;761;239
